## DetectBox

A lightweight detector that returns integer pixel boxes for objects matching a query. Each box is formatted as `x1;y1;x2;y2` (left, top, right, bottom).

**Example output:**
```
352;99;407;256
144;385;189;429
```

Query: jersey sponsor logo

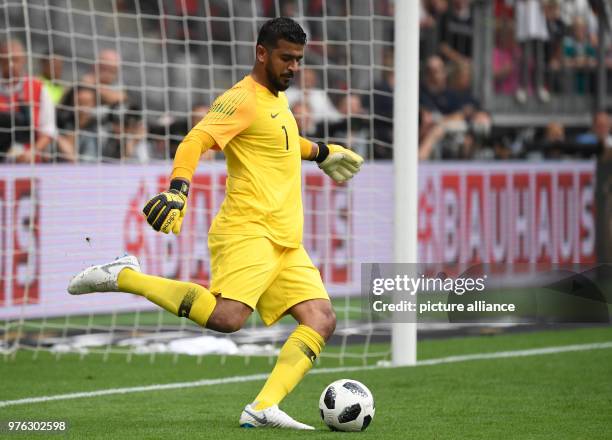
270;112;280;118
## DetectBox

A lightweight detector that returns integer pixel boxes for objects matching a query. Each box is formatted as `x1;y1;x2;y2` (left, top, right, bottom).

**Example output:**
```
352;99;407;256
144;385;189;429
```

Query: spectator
81;49;127;107
450;62;492;139
149;104;210;160
420;55;460;116
543;0;566;92
449;61;480;118
419;108;446;160
542;120;566;158
372;48;394;156
492;136;514;160
575;111;611;151
0;39;56;162
521;120;566;159
56;86;99;162
102;104;148;163
39;53;65;104
292;101;316;137
515;0;550;103
495;0;514;19
560;0;598;43
563;16;597;94
280;0;312;41
420;0;448;60
285;67;342;124
438;0;473;65
545;120;565;142
493;21;521;95
421;55;485;125
318;94;371;159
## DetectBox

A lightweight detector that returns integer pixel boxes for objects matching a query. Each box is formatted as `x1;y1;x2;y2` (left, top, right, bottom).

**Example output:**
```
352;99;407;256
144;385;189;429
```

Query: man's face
0;42;26;81
98;61;118;85
97;50;120;85
76;89;96;123
426;56;446;89
260;39;304;92
594;112;610;137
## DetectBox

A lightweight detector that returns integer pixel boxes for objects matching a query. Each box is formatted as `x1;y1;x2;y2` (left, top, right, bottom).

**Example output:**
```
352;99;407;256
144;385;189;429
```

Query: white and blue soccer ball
319;379;375;432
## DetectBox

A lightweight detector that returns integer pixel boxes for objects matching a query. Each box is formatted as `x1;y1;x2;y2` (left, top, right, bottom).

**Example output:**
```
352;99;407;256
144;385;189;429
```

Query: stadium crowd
418;0;612;160
0;0;610;163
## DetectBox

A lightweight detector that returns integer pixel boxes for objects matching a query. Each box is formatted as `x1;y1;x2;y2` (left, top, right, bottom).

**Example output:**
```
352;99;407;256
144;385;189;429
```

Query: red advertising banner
11;178;39;305
417;163;596;265
0;161;597;319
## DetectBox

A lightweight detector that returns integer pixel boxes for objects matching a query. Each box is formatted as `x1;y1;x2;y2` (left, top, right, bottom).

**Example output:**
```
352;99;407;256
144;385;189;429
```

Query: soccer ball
319;379;375;431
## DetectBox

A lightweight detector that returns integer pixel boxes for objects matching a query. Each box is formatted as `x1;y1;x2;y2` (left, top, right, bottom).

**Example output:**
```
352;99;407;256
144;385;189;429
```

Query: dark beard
266;64;291;92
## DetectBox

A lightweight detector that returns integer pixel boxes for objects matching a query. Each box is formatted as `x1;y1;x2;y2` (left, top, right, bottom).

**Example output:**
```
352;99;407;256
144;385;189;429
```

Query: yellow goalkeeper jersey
194;75;303;248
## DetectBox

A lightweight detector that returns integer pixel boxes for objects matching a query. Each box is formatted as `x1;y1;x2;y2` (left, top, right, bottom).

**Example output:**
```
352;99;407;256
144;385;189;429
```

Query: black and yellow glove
142;179;189;234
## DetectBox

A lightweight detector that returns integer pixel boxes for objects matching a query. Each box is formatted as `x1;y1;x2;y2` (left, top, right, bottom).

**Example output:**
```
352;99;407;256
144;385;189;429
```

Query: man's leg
69;255;252;332
252;299;336;410
117;268;217;327
118;269;253;332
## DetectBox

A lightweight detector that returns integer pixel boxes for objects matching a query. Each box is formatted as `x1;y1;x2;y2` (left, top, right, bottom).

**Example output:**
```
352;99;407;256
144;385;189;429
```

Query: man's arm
171;129;217;182
144;84;255;234
300;136;318;160
81;73;127;105
35;86;57;160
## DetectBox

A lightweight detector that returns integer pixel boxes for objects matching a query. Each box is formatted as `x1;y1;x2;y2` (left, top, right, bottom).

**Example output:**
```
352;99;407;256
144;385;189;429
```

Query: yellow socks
253;325;325;410
117;268;216;327
116;270;325;408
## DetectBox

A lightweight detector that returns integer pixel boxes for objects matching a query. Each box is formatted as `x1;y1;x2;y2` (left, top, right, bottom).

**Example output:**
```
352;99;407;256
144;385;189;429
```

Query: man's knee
207;298;251;333
208;314;243;333
292;300;336;341
318;306;336;340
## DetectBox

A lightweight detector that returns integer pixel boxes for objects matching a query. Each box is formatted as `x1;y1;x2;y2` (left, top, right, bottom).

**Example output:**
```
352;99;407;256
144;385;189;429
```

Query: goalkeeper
68;17;363;430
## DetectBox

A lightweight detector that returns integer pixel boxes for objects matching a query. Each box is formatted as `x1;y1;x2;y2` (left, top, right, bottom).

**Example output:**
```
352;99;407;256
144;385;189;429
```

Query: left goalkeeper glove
315;143;364;183
142;179;189;234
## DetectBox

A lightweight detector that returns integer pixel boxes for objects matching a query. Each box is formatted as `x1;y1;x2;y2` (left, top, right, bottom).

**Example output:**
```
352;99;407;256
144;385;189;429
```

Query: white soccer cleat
239;403;315;430
67;255;140;295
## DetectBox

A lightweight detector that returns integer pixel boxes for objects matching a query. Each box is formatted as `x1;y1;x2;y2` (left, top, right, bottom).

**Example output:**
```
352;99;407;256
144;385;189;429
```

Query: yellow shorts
208;234;330;326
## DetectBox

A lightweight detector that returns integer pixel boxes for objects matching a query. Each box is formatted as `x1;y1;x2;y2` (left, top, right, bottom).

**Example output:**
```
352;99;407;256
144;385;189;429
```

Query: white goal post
391;0;419;366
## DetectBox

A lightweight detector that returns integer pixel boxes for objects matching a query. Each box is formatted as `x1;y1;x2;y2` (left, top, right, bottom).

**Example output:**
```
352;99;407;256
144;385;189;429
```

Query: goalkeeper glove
315;143;364;183
142;179;189;234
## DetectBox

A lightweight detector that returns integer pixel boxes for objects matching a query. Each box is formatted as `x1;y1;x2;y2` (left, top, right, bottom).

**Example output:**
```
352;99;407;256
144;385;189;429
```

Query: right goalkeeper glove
142;179;189;234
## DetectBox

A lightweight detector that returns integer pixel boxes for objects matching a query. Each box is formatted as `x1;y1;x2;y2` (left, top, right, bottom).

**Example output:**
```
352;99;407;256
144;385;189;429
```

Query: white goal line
1;341;611;409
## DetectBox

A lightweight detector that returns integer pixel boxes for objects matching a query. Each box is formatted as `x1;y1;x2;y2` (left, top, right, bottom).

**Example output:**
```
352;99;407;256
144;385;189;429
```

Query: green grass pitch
1;326;611;439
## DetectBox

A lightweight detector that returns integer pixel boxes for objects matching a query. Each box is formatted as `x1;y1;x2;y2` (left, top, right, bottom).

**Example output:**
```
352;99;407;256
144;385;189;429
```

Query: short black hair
256;17;307;49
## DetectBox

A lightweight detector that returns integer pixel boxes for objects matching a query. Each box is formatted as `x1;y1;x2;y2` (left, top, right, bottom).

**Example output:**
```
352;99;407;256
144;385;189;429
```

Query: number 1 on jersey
282;125;288;150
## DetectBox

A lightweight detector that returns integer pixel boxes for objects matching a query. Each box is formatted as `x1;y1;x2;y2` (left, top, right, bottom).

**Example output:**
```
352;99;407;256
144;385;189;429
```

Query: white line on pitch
1;341;611;409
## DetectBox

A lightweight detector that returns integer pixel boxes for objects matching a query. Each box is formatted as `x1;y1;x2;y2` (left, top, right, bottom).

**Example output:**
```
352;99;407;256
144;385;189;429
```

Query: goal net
0;0;396;365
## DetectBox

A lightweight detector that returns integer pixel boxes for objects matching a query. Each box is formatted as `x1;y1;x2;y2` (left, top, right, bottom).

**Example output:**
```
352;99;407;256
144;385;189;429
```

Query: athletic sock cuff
187;285;217;327
292;324;325;359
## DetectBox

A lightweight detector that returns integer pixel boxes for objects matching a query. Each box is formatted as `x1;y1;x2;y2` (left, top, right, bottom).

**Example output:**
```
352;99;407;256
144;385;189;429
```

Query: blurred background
0;0;610;360
0;0;609;164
